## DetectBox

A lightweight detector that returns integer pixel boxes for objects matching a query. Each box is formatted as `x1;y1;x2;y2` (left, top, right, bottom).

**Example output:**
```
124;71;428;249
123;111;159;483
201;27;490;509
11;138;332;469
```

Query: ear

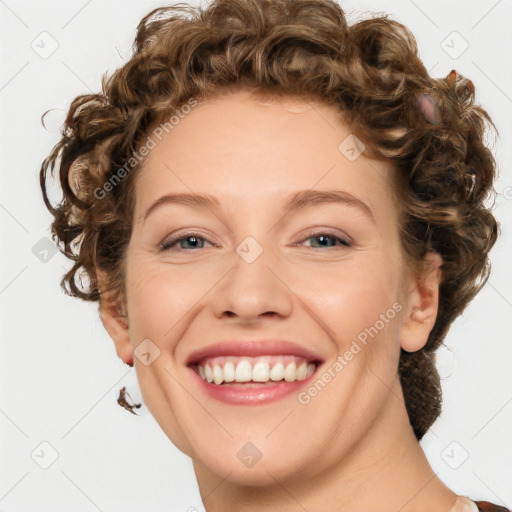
399;251;443;352
97;270;133;366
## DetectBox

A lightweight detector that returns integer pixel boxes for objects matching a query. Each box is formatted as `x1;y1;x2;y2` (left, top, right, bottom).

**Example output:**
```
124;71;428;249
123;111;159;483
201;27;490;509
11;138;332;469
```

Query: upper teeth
195;355;316;385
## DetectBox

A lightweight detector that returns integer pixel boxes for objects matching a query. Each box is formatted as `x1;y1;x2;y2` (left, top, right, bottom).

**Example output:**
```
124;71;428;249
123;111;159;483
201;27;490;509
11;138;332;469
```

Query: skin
99;89;459;511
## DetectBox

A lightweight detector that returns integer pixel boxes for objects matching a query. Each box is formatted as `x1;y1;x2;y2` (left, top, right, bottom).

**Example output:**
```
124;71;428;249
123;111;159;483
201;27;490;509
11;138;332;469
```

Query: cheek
297;252;404;412
124;255;208;456
298;255;402;343
294;258;403;435
125;254;214;343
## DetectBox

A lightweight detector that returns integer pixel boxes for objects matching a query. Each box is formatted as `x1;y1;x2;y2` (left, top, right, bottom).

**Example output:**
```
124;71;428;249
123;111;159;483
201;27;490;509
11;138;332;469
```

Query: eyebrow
142;189;375;224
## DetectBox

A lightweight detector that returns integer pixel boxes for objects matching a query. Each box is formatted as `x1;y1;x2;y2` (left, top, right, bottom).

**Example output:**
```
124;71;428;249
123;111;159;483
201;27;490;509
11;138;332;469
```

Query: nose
211;239;294;324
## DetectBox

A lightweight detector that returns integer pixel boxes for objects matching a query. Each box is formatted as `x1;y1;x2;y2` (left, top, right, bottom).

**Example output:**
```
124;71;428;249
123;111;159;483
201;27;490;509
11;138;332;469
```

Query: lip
185;339;324;366
187;364;320;405
185;339;324;406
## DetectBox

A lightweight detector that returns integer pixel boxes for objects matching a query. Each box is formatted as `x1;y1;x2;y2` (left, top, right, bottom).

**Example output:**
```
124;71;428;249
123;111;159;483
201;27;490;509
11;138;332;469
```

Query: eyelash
159;230;351;251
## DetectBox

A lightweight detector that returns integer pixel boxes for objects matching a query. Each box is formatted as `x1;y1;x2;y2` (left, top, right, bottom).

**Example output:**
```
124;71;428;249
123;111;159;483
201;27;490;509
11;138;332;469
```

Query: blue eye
160;231;351;252
299;232;351;249
160;233;212;251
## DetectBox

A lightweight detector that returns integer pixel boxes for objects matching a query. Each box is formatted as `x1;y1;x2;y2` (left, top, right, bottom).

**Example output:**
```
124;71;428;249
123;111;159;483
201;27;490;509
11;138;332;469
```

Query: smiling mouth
191;355;318;386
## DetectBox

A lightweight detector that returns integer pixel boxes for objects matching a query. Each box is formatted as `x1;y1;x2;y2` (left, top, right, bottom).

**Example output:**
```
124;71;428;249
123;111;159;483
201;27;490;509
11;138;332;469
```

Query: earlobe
399;251;443;353
97;271;133;366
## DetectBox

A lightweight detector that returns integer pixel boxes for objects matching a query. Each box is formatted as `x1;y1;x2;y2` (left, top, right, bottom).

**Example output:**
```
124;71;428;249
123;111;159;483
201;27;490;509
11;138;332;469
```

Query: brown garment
475;501;511;512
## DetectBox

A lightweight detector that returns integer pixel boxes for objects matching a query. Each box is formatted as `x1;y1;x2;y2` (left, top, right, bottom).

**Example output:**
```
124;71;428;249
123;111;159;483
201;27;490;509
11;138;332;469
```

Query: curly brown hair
39;0;498;440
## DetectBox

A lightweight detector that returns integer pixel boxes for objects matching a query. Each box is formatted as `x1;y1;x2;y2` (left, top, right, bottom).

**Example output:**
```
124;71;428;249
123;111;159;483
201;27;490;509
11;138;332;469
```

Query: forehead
133;90;396;220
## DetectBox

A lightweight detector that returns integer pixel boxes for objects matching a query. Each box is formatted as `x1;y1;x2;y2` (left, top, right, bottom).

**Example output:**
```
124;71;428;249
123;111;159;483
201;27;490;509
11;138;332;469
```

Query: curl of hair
40;0;499;440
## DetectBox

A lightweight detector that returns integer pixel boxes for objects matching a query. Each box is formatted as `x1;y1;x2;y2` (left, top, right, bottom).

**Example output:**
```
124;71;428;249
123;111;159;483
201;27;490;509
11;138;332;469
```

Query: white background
0;0;511;510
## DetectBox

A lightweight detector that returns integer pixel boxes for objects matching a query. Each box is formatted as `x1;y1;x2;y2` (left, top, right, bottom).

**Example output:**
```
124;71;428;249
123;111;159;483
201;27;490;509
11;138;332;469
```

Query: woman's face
118;90;421;484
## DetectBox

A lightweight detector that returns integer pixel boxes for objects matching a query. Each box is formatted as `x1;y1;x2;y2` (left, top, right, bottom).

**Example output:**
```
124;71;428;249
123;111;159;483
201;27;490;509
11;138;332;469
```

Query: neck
192;380;458;512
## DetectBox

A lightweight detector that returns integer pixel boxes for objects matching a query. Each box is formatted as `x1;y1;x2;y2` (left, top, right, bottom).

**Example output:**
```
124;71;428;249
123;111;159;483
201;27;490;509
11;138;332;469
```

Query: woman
39;0;509;510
